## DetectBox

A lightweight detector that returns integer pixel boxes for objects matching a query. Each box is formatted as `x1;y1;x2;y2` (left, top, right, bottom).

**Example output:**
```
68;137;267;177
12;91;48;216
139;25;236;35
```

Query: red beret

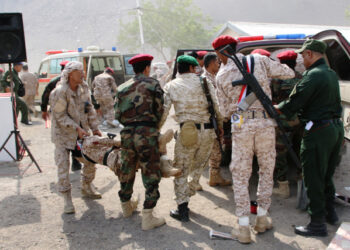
277;50;298;61
0;68;4;73
128;54;153;64
60;60;70;66
212;35;237;50
251;49;271;57
197;51;208;58
105;67;114;74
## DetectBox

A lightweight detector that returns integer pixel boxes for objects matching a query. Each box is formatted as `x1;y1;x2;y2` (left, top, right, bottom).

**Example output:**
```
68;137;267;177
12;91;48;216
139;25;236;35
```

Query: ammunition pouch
179;121;198;147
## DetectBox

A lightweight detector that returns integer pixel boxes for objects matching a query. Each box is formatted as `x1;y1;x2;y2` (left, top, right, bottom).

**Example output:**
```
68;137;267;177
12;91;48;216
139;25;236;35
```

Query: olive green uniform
278;58;344;220
1;70;29;124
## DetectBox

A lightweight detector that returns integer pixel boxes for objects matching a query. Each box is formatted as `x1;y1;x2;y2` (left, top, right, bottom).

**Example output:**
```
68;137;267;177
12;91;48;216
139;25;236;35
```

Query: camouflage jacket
216;53;295;131
20;71;38;96
160;72;223;129
49;81;99;149
92;72;117;100
115;74;164;127
1;70;22;97
271;71;302;104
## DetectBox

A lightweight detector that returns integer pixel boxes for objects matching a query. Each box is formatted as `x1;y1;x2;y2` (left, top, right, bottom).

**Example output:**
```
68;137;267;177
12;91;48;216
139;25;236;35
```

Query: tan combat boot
160;155;182;178
142;208;166;230
231;225;252;244
62;190;75;214
208;169;232;187
254;215;273;233
121;198;139;218
81;182;102;199
273;180;290;199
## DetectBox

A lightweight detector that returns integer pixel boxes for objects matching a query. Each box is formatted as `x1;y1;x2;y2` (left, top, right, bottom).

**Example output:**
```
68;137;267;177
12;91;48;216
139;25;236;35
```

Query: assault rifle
200;76;223;154
219;45;301;169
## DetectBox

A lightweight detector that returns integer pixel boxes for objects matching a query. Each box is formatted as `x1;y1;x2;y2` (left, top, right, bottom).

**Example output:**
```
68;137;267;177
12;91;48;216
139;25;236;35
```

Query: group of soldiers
2;34;343;244
1;62;39;125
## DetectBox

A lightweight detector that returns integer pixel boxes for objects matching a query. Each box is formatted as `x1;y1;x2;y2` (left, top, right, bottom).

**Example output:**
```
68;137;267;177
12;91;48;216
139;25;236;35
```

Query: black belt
124;121;157;127
180;122;214;130
312;119;341;125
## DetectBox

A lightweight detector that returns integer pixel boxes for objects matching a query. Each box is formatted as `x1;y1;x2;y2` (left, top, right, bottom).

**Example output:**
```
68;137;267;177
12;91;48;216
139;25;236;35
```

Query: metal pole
136;0;145;53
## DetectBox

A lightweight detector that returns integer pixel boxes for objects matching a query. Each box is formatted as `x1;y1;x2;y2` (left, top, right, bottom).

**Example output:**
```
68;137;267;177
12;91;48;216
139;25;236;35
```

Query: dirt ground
0;111;349;250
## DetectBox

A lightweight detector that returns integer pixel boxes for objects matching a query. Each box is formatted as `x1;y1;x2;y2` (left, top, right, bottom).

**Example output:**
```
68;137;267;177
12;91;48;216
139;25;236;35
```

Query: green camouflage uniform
1;70;29;123
272;71;303;181
115;74;164;209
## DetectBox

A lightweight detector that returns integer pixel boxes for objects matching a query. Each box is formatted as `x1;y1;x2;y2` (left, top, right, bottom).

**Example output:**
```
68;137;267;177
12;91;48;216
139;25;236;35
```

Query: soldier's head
204;53;219;75
176;55;199;74
212;35;237;65
13;62;23;73
277;50;298;70
251;49;271;58
60;61;70;71
189;51;207;67
128;54;154;77
62;61;84;89
22;64;29;71
295;39;326;69
105;67;115;76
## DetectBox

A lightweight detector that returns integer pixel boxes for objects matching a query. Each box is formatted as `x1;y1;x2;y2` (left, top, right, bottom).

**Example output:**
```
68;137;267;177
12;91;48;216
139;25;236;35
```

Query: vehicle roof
41;50;122;62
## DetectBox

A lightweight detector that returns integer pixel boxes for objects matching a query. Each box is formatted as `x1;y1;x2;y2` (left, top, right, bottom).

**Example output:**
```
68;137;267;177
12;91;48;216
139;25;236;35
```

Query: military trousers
96;97;115;123
300;121;344;220
230;126;276;217
15;96;29;123
54;144;96;193
23;95;36;121
173;127;214;205
119;126;161;209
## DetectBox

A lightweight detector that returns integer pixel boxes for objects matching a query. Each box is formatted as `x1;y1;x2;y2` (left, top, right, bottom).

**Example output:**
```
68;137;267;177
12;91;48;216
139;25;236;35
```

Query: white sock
238;216;249;226
257;207;267;216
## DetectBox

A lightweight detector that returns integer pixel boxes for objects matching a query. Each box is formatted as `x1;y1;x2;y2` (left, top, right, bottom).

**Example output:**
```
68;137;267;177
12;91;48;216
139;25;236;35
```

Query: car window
38;61;49;78
325;39;350;81
123;55;134;75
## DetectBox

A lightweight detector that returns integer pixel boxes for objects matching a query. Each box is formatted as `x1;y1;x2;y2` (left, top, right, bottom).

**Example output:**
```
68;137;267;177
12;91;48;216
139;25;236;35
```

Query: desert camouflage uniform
92;72;117;122
216;53;294;217
20;71;38;121
271;71;303;181
190;69;223;183
50;76;99;193
160;72;222;205
115;74;164;209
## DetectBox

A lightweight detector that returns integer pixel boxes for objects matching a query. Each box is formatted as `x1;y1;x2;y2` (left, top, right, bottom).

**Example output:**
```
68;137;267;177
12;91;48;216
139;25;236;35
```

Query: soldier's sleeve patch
53;98;67;113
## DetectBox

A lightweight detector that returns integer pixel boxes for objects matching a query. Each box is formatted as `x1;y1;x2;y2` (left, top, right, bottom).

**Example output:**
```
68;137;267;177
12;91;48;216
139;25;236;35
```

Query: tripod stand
0;63;41;173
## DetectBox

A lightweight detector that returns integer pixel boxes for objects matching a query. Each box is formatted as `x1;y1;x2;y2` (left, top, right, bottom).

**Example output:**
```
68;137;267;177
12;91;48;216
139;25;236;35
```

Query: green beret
177;55;199;66
295;39;327;54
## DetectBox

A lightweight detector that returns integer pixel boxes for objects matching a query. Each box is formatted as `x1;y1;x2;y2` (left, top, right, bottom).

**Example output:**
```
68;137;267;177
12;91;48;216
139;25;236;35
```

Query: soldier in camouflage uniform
159;55;222;222
49;61;102;214
214;36;295;244
189;53;231;189
20;64;38;121
92;67;118;127
1;62;30;125
271;50;303;198
115;54;165;231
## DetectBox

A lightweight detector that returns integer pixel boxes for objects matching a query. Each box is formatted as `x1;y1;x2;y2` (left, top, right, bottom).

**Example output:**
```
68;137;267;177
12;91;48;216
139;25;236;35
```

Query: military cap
0;68;3;73
177;55;199;66
197;51;208;59
105;67;115;74
251;49;271;57
13;62;24;66
59;60;70;66
295;39;327;54
128;54;153;64
212;35;237;50
277;50;298;61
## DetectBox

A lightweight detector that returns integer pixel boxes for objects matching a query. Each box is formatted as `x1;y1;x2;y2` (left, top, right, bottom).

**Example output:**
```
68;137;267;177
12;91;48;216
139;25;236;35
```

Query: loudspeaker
0;13;27;63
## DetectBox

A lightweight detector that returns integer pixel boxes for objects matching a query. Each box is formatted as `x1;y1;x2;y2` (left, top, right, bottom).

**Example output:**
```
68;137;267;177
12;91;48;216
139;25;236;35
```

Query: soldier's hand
219;127;224;137
93;130;102;137
77;127;89;139
96;108;102;116
5;87;10;93
42;111;49;120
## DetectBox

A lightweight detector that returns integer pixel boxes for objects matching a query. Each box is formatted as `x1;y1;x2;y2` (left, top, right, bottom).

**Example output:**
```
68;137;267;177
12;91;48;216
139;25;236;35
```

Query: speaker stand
0;63;41;173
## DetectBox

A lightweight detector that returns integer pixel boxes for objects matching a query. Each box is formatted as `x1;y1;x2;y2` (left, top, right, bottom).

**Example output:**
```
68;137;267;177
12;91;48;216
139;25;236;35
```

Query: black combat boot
71;156;82;171
326;199;339;225
294;217;328;237
170;202;189;222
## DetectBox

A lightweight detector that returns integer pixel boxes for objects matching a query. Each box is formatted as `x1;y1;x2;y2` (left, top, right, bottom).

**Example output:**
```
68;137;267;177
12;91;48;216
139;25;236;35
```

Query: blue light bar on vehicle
238;34;307;42
78;47;83;52
275;34;306;39
112;46;117;51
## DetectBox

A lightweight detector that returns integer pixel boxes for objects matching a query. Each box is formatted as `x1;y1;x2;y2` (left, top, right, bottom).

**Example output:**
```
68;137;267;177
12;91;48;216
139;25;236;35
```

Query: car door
313;30;350;139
